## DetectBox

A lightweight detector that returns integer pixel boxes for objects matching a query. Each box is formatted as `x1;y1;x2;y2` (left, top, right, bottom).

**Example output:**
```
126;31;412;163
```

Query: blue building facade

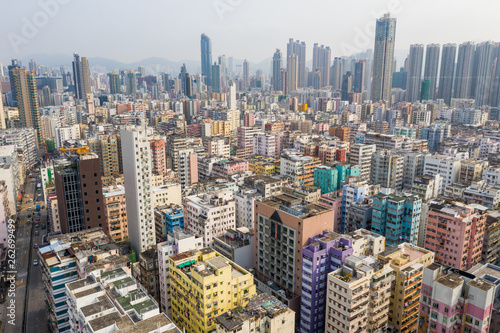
313;165;338;194
371;193;421;246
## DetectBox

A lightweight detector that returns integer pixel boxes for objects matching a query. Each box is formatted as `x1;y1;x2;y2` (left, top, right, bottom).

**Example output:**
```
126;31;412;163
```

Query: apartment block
184;190;236;247
169;248;256;333
103;185;128;242
204;135;230;158
157;228;203;315
349;143;376;181
423;155;461;194
301;229;386;333
378;243;435;333
254;194;335;314
371;150;404;191
326;255;394;333
216;293;295;333
154;204;184;241
280;153;321;186
372;193;422;246
214;227;255;270
424;201;486;270
419;263;500;333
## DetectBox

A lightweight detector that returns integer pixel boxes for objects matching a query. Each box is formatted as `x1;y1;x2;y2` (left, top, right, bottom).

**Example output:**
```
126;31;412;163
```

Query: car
27;214;31;218
34;243;38;249
42;224;46;229
35;223;39;228
28;207;33;210
35;230;39;236
33;260;38;266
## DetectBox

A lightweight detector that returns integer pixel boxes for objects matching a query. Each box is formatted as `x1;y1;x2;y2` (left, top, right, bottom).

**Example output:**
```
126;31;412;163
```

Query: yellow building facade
169;248;256;333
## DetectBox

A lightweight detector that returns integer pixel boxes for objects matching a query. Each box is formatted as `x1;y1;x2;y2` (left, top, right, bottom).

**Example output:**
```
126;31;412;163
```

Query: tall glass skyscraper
200;33;212;86
454;41;475;99
371;13;397;107
72;53;90;100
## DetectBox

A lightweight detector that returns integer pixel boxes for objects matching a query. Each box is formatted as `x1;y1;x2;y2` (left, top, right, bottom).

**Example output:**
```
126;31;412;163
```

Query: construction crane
59;146;90;155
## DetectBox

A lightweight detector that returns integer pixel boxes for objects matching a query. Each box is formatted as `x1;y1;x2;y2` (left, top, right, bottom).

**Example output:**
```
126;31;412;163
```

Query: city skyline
1;0;499;64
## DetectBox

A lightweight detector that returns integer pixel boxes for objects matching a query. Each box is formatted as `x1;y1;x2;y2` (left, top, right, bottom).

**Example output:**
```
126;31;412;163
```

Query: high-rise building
218;54;227;89
0;86;6;129
121;127;155;253
331;57;344;90
312;43;331;88
406;44;424;102
237;126;259;158
126;70;137;95
378;243;435;332
103;185;128;242
12;68;42;148
201;33;212;86
211;62;221;94
149;138;166;178
353;59;366;93
454;41;475;99
371;13;397;106
472;41;499;107
306;229;387;333
243;59;250;90
326;250;394;333
438;43;457;105
254;194;335;314
8;59;20;107
88;133;122;179
371;193;422;246
72;53;91;99
287;38;307;87
108;70;120;94
424;201;487;270
349;143;376;181
272;49;283;91
424;43;440;101
54;153;107;234
184;190;235;247
419;263;500;333
370;149;404;190
287;54;298;92
169;248;256;333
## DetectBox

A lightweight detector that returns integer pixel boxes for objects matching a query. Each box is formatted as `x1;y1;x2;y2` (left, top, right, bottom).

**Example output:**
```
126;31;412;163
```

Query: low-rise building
216;293;295;333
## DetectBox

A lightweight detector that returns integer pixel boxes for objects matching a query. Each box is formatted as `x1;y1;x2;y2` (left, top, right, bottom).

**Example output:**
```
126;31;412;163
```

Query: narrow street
0;172;49;333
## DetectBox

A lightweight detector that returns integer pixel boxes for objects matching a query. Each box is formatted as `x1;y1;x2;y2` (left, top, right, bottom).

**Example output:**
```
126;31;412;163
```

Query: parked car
34;243;38;249
35;223;39;228
41;224;46;230
33;260;38;266
35;230;39;236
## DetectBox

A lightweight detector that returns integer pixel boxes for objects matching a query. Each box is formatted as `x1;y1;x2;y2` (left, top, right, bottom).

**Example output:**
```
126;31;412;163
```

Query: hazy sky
1;0;499;64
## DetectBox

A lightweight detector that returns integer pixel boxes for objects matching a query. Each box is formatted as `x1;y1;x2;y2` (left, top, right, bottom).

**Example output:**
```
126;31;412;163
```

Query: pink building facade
419;263;499;333
212;158;249;179
424;202;486;270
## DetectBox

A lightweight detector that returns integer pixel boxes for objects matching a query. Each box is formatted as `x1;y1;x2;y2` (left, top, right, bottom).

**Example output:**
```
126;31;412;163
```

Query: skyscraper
72;53;91;99
218;55;227;89
371;13;397;106
423;43;440;100
242;59;250;90
353;60;366;93
287;38;306;87
406;44;424;102
454;41;475;99
121;127;155;253
8;59;20;107
108;70;120;94
0;86;5;130
287;54;298;92
438;43;457;105
312;43;331;88
331;57;344;90
472;41;499;107
12;68;42;148
28;59;37;74
272;49;283;91
126;70;137;95
200;33;212;86
211;62;221;94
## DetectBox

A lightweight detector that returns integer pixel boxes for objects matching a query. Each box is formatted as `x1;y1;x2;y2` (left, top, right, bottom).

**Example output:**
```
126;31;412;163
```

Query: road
0;173;49;333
